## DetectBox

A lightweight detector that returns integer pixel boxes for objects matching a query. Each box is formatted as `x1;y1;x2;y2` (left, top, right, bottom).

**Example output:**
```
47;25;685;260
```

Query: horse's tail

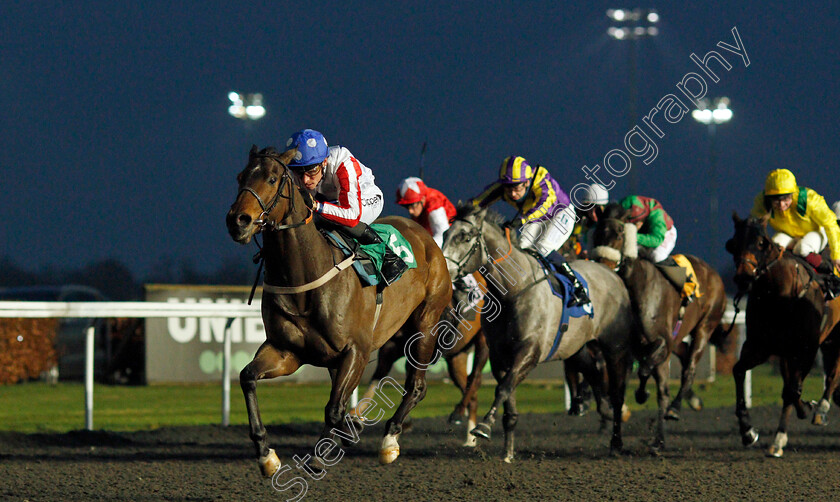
710;321;738;355
709;322;739;375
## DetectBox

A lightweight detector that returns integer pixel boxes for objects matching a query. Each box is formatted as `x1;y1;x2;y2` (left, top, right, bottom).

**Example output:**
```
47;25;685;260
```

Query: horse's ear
250;144;258;155
731;211;741;224
279;148;297;166
759;213;771;227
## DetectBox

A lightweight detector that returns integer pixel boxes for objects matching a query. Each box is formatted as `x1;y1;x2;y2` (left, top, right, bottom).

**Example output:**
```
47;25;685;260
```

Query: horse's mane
601;202;627;221
453;202;520;246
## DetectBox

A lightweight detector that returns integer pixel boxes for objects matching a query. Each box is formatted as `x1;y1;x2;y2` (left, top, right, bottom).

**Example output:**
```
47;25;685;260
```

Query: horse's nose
226;209;252;232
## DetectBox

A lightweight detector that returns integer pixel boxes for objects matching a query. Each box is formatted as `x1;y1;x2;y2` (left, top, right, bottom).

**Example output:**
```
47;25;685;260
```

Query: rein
493;227;513;264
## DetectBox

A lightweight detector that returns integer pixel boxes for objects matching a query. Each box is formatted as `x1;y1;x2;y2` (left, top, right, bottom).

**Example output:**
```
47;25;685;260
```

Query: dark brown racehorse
226;146;452;475
726;213;840;457
592;202;728;452
353;273;489;447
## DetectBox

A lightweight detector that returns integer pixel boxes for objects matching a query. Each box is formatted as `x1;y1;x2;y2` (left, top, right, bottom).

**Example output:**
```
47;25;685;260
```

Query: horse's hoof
502;454;514;464
812;399;831;426
621;404;632;423
688;394;703;411
379;434;400;465
379;446;400;465
462;436;478;448
449;410;464;426
635;388;649;404
471;423;492;440
766;445;784;458
665;408;680;421
568;402;588;417
259;449;281;478
609;438;623;456
741;428;759;447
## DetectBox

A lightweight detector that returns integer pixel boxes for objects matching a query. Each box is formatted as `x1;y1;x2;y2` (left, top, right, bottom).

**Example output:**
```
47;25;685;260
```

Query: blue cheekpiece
286;129;329;167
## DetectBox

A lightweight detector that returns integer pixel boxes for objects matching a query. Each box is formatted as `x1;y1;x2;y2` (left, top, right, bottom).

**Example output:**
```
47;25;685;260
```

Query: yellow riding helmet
764;169;797;196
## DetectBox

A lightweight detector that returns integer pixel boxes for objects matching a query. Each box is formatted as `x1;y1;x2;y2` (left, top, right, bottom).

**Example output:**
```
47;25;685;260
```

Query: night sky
3;1;838;280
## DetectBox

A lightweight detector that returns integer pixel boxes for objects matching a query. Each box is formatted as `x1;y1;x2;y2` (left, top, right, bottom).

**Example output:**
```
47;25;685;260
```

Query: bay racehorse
226;146;452;475
591;202;729;452
353;273;489;447
727;213;840;457
441;205;635;461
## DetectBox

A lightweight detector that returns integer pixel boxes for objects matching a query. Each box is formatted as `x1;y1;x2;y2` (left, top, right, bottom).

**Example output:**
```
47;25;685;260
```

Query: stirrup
568;286;590;307
380;255;409;286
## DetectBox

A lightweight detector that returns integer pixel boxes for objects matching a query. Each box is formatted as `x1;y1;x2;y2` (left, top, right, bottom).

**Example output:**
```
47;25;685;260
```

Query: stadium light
692;97;732;125
607;8;659;38
228;92;266;121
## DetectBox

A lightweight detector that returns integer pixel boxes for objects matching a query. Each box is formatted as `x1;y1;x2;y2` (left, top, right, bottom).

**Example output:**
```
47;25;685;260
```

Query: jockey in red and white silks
310;145;384;226
396;177;457;247
285;128;404;283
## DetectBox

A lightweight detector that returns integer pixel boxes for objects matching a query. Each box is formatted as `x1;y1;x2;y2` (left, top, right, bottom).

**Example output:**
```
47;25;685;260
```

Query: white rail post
222;317;234;426
85;325;95;431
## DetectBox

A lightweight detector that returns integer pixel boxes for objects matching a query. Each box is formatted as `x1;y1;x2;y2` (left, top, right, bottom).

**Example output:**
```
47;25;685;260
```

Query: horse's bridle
445;218;489;279
238;153;313;231
734;235;784;286
446;216;515;279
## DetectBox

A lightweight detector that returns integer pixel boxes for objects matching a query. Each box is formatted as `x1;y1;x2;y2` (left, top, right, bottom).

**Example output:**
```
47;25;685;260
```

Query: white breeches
518;205;576;257
772;229;828;256
638;226;678;263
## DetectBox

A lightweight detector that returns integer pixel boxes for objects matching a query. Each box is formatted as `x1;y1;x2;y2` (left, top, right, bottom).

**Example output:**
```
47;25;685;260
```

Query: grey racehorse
441;205;635;461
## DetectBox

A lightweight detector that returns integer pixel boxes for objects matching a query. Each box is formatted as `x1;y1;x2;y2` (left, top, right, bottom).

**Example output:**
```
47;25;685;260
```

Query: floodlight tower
607;9;659;194
692;97;733;251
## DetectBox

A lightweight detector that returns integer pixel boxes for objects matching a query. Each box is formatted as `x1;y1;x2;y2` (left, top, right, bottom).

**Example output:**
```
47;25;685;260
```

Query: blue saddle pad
538;260;594;362
542;262;593;317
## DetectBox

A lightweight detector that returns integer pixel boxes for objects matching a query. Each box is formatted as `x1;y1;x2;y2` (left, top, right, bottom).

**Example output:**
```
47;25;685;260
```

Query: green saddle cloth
359;224;418;281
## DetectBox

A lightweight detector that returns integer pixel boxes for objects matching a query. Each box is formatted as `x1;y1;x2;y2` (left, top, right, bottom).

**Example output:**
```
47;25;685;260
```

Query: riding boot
546;251;591;307
823;274;840;301
353;223;408;285
806;253;840;300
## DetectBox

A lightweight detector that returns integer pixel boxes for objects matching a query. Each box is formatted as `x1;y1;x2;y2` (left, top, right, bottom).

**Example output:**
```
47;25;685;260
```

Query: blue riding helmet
285;129;329;167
